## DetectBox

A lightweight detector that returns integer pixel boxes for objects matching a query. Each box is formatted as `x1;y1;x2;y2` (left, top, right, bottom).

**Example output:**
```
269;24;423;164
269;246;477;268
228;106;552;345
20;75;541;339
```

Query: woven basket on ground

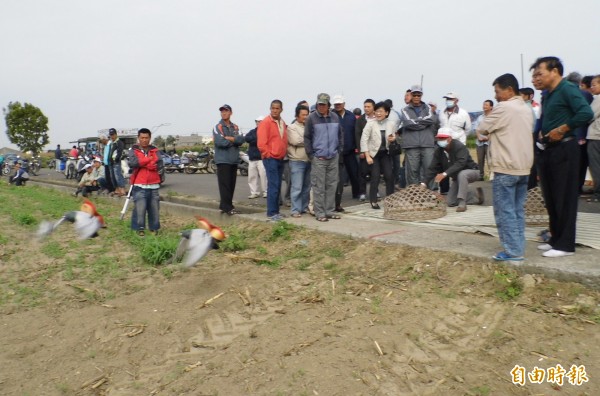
383;185;447;221
525;186;548;226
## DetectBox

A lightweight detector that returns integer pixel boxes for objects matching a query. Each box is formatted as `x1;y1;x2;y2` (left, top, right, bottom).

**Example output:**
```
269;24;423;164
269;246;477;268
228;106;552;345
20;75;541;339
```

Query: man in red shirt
258;100;288;221
128;128;162;236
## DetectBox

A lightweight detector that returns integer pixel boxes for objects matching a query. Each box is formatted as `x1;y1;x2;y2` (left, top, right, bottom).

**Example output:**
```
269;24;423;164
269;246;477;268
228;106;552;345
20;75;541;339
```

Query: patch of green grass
220;227;248;252
161;266;174;279
256;246;268;255
257;257;281;268
55;382;72;395
493;270;523;301
470;384;491;396
325;248;343;258
296;261;310;271
88;256;125;282
267;221;297;241
323;262;341;275
139;235;179;265
370;296;383;314
16;213;37;226
286;248;311;260
0;233;8;244
41;243;67;259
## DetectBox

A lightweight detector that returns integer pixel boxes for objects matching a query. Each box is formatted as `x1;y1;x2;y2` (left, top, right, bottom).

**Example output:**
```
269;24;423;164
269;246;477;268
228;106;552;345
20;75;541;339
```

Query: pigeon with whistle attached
37;199;106;240
172;215;226;267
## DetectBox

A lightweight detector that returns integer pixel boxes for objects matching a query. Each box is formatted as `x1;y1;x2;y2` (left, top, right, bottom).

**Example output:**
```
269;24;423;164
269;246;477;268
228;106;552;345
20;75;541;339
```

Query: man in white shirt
439;92;471;144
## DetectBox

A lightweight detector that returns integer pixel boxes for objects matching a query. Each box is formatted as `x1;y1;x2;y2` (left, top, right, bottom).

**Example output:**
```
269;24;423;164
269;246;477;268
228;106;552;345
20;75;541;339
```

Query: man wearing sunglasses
399;84;438;187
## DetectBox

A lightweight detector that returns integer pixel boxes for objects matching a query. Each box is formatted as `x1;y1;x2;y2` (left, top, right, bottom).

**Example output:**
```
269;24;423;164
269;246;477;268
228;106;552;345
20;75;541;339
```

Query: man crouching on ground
128;128;162;237
421;127;483;212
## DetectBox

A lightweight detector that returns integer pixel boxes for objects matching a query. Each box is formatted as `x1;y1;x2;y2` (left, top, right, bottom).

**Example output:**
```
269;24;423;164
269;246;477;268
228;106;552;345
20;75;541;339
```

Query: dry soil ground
0;183;599;396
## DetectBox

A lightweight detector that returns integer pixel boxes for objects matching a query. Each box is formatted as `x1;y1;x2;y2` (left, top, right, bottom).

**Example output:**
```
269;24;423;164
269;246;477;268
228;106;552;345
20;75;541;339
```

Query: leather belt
559;136;575;143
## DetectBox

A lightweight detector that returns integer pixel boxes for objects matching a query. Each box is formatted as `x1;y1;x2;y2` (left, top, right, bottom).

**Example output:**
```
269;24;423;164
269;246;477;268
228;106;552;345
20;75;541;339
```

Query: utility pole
520;54;524;87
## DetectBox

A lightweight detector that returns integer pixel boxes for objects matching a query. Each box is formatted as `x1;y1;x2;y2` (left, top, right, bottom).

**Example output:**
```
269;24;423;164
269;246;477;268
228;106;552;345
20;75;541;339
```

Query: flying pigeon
37;199;105;240
171;215;227;267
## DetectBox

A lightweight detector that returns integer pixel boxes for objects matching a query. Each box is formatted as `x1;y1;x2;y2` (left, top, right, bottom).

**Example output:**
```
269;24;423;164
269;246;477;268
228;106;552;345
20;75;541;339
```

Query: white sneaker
248;193;260;199
359;194;366;202
262;192;267;198
542;249;574;258
537;244;552;251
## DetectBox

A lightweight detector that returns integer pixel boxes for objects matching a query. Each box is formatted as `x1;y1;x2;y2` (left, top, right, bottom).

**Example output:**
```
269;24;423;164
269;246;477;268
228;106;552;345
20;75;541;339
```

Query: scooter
65;156;78;179
75;155;92;182
238;152;249;176
164;153;184;173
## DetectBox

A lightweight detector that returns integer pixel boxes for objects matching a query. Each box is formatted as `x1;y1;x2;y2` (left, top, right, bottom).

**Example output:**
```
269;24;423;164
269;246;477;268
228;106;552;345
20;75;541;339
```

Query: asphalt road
33;167;600;214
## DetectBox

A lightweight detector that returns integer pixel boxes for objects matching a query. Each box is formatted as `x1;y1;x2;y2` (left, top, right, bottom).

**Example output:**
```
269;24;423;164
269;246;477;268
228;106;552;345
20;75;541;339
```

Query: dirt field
0;184;599;396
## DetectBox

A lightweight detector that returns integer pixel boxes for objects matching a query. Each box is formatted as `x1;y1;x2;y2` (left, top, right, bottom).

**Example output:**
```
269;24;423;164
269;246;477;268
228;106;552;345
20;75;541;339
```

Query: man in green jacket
530;56;594;258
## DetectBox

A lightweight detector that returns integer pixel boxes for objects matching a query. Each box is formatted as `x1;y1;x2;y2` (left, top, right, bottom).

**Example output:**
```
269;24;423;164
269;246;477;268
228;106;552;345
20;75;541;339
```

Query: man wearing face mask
439;93;471;145
420;127;483;212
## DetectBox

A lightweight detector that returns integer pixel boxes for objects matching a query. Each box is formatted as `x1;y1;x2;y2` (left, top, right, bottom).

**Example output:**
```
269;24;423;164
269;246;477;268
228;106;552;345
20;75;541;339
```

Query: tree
165;135;176;147
3;101;49;154
153;135;165;149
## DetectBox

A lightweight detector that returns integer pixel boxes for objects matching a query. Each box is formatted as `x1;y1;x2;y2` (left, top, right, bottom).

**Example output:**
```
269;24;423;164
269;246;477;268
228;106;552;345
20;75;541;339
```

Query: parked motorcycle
29;156;42;176
75;155;92;182
182;148;214;174
164;153;184;174
238;151;249;176
65;156;78;179
2;160;12;176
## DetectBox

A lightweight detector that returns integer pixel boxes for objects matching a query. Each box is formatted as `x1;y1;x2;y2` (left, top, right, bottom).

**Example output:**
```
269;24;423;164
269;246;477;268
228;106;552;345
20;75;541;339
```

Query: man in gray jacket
304;93;343;222
400;84;438;186
213;104;245;215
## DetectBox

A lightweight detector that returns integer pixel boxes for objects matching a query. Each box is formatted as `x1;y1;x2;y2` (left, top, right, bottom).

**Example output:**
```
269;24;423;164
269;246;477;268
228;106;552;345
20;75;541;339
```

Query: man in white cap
244;115;267;199
439;92;471;145
91;156;108;193
421;127;483;212
73;163;98;197
332;94;360;210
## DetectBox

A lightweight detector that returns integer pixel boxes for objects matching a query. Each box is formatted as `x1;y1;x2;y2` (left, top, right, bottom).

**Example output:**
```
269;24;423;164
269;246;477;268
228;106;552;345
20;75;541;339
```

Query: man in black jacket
421;128;484;212
244;116;267;198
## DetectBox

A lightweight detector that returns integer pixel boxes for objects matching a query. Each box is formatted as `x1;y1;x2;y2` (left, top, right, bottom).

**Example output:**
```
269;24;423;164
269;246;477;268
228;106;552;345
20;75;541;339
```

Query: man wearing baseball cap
421;127;483;212
91;156;108;193
331;94;360;209
108;128;126;196
304;93;343;222
400;84;438;187
213;104;245;215
73;163;98;197
439;92;471;145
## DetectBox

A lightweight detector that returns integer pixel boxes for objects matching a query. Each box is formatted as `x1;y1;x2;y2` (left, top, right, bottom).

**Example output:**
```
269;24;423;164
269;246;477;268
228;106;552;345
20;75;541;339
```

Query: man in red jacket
258;100;288;221
128;128;162;236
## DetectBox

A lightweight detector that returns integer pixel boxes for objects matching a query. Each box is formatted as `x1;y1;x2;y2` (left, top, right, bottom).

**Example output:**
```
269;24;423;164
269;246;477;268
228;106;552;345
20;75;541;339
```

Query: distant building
0;147;22;156
174;134;212;146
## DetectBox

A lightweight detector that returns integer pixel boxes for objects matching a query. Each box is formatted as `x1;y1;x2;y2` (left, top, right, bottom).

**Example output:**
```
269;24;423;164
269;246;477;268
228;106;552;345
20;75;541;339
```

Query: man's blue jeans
492;173;529;257
111;162;125;189
263;158;284;217
289;160;311;215
131;187;160;231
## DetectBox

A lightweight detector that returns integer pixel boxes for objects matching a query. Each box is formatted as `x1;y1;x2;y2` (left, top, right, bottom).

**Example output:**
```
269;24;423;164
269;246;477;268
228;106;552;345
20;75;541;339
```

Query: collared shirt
439;106;471;144
541;79;594;137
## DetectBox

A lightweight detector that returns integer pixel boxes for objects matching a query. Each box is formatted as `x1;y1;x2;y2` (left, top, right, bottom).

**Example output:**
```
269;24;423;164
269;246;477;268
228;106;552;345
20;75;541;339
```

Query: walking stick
119;185;134;220
119;170;137;220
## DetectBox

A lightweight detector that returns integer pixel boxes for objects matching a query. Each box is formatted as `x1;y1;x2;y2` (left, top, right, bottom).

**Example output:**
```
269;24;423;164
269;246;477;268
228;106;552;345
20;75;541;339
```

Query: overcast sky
2;0;599;150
